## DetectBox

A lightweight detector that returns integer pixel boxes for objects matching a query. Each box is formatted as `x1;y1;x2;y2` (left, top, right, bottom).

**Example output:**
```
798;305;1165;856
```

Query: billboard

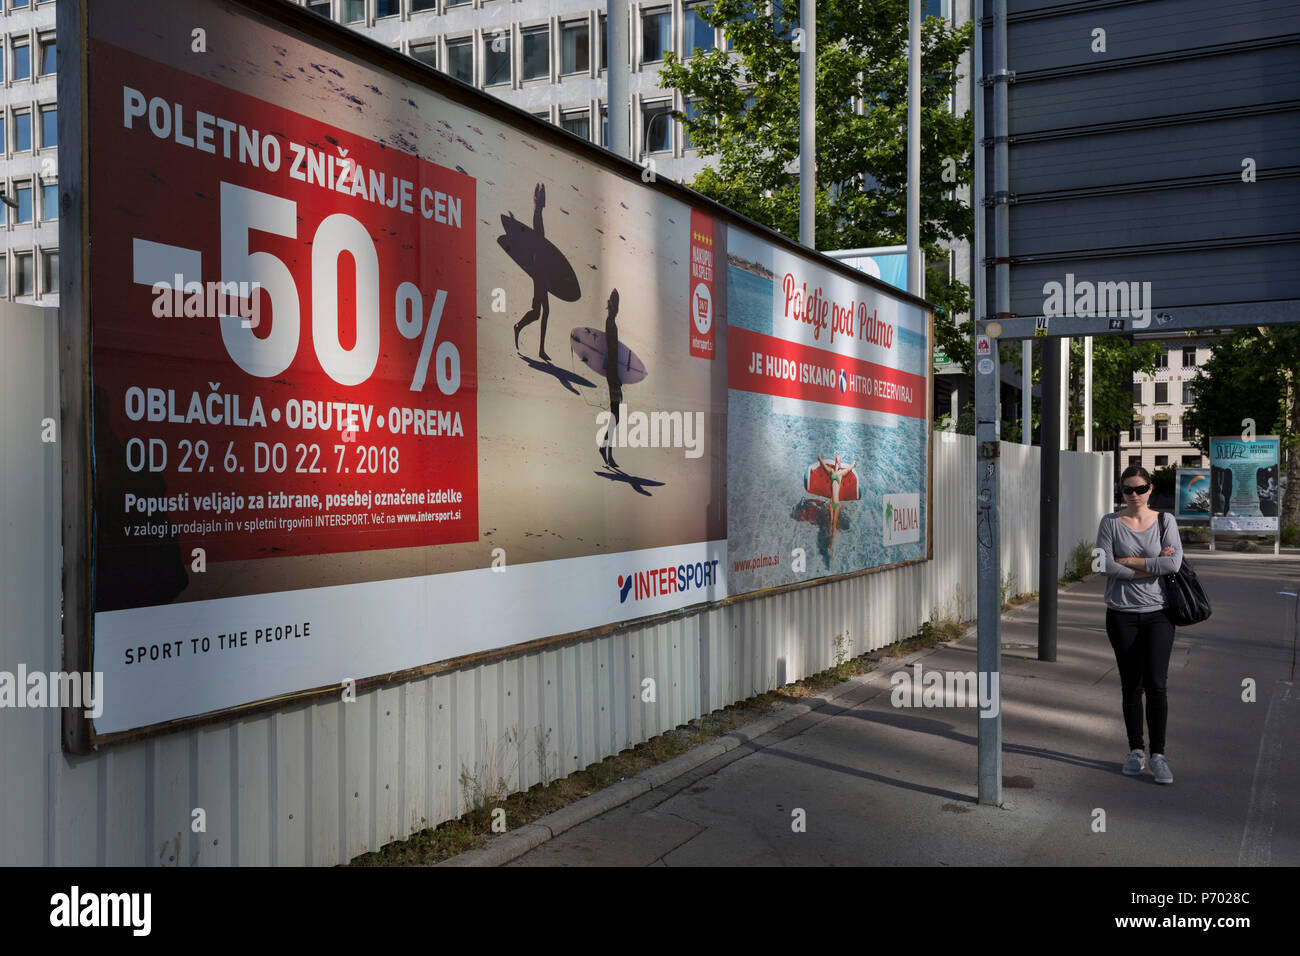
1173;469;1210;522
1208;437;1280;532
60;0;931;744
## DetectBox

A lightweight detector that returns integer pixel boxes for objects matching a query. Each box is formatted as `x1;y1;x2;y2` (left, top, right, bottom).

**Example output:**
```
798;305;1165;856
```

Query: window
522;27;549;81
39;38;56;76
1154;455;1168;467
484;33;511;86
409;42;438;68
15;252;33;297
13;0;30;8
445;38;473;83
1155;382;1168;404
0;255;5;297
41;106;56;149
530;110;549;122
1128;456;1141;468
1183;384;1196;405
41;182;56;220
447;0;471;6
562;21;589;75
682;99;700;149
1155;348;1168;368
342;0;365;23
1182;346;1196;368
1129;420;1141;442
685;4;716;56
377;0;399;17
923;0;949;18
413;0;438;10
641;8;671;63
1154;419;1168;442
1182;455;1200;467
0;116;6;153
306;0;332;18
15;184;32;224
1132;382;1142;403
42;250;58;294
600;103;608;146
642;100;672;153
562;109;590;141
14;111;31;152
13;41;30;82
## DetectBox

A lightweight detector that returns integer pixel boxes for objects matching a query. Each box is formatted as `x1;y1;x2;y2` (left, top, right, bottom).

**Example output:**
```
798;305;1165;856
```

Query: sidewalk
444;550;1300;866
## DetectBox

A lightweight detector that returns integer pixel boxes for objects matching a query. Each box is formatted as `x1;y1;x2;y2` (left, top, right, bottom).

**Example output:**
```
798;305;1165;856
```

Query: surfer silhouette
816;452;857;557
513;183;552;360
600;289;623;468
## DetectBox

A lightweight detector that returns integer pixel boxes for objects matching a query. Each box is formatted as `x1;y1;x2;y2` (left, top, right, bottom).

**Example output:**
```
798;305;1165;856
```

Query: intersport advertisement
74;0;929;738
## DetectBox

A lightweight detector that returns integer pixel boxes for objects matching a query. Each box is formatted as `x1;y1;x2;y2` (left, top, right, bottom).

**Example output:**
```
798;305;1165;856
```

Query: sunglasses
1122;483;1151;495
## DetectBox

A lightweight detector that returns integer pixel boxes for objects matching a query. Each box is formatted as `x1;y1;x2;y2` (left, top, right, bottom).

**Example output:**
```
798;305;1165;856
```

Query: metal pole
1083;336;1093;451
906;0;921;293
607;0;630;159
976;0;1004;807
1040;336;1060;662
1022;340;1032;444
1060;336;1070;451
799;0;816;248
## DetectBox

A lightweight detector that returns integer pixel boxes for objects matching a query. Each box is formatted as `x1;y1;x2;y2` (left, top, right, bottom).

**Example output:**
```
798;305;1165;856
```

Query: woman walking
1095;465;1183;784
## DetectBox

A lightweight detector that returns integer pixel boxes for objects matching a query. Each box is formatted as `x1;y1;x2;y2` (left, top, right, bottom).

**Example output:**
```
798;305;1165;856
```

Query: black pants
1105;607;1176;755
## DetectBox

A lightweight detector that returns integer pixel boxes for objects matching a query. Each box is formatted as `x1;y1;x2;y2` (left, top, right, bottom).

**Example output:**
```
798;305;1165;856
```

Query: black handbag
1158;512;1211;626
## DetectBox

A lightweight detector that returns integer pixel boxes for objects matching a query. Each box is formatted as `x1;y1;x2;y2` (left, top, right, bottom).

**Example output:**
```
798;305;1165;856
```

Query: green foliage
1181;329;1295;453
660;0;975;365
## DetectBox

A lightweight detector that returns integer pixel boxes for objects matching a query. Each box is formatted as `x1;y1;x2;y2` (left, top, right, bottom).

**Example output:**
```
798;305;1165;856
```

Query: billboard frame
58;0;935;752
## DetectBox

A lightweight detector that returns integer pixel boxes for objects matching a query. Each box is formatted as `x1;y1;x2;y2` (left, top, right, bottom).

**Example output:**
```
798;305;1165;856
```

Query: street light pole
799;0;816;248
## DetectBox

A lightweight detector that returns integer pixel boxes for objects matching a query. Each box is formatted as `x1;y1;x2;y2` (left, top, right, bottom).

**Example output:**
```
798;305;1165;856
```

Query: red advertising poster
688;210;716;359
92;41;478;606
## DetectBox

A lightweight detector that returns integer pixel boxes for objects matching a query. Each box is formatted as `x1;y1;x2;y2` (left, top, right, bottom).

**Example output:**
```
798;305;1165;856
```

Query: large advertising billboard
1208;436;1281;532
61;0;931;744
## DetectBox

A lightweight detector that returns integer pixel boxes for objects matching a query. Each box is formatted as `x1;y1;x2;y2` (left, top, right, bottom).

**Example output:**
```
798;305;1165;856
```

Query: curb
437;639;955;867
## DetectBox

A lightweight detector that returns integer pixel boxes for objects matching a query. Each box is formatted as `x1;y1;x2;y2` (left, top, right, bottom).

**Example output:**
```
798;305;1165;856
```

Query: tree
660;0;975;370
1182;327;1300;533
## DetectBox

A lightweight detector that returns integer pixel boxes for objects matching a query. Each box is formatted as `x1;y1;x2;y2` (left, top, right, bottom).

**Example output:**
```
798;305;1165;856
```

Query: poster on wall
63;0;931;742
1173;468;1210;522
726;231;931;590
1208;436;1280;531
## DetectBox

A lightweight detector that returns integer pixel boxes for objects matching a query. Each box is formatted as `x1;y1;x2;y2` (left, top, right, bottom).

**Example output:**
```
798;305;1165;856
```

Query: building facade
0;0;58;306
1121;339;1215;473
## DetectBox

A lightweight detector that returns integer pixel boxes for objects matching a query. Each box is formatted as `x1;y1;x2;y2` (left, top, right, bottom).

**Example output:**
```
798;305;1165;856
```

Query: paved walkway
505;550;1300;866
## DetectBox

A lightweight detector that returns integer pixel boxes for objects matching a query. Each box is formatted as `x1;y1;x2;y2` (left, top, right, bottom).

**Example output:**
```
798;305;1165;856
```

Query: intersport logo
618;559;720;604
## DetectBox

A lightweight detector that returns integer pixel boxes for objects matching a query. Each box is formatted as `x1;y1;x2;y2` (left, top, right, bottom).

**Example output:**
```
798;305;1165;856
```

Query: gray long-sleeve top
1095;511;1184;612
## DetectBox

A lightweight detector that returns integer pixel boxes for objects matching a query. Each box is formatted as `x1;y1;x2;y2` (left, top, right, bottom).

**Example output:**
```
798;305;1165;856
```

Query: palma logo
882;493;920;546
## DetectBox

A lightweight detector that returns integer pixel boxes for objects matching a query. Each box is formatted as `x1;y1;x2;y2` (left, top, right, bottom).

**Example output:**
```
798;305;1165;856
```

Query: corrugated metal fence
0;305;1112;865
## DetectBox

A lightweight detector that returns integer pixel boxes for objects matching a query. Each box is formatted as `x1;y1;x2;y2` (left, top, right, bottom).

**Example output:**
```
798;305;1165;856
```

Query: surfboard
805;462;860;501
497;214;582;302
570;327;648;385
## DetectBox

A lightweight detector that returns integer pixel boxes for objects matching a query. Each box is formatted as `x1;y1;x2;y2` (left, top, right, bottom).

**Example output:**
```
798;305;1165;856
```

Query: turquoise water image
726;263;929;589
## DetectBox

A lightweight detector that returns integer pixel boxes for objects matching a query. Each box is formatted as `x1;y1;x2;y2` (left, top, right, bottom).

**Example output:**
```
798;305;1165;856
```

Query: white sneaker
1121;749;1146;775
1149;753;1173;784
